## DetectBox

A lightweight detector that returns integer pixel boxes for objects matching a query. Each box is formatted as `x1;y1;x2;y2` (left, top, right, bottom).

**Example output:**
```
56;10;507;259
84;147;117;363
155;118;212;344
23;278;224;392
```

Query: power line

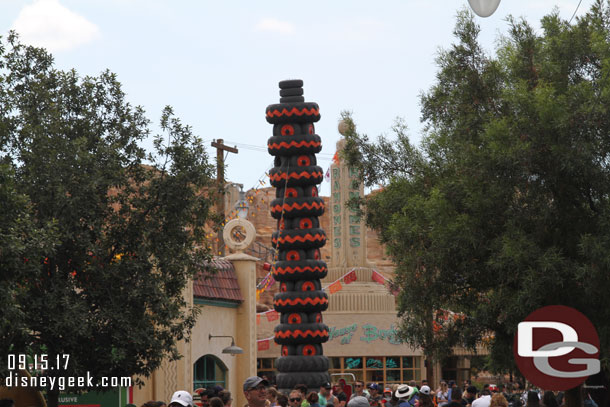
569;0;583;23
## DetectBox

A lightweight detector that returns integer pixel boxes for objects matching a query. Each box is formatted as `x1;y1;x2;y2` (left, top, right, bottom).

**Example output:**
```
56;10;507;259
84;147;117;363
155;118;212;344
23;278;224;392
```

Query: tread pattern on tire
275;355;329;372
280;96;305;103
279;79;304;89
269;165;324;187
280;87;304;97
271;197;325;219
273;290;329;313
274;322;329;345
268;134;322;156
276;371;330;389
265;102;321;124
273;260;328;282
272;228;327;250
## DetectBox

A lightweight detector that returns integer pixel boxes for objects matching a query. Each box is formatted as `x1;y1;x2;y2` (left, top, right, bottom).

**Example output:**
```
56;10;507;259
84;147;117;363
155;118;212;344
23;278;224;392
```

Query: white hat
170;390;193;407
395;385;416;400
420;386;431;395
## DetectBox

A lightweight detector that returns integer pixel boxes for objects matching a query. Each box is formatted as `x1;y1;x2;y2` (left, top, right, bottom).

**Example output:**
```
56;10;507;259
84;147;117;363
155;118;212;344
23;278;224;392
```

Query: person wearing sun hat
396;385;419;407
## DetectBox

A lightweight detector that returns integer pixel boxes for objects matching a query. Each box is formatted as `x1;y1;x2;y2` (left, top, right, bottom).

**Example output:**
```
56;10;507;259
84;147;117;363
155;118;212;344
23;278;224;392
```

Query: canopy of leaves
342;1;610;373
0;32;217;392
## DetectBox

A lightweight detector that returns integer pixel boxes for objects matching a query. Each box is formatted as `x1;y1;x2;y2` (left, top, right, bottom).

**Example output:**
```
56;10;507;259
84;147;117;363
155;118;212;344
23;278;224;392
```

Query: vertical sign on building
330;138;368;268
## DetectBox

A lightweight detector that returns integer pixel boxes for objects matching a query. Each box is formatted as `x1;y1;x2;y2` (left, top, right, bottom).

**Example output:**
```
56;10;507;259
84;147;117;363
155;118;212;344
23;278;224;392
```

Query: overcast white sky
0;0;592;196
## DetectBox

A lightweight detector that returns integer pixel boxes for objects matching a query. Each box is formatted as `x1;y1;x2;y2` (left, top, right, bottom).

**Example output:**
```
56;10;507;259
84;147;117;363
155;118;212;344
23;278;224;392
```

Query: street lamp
209;334;243;355
235;186;249;219
468;0;501;17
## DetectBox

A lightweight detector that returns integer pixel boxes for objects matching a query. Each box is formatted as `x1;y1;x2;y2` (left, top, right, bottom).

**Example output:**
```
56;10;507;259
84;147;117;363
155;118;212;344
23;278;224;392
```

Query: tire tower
266;79;330;390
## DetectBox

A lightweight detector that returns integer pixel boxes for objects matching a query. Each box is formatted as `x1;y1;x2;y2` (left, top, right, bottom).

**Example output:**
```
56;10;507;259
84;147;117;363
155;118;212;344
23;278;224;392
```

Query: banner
257;339;270;351
266;310;279;322
329;281;343;294
372;270;386;285
343;270;357;284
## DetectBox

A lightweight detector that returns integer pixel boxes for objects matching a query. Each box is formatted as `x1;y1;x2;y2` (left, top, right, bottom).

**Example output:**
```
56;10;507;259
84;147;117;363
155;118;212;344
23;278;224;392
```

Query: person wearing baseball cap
243;376;269;407
368;384;382;407
319;382;338;407
169;391;194;407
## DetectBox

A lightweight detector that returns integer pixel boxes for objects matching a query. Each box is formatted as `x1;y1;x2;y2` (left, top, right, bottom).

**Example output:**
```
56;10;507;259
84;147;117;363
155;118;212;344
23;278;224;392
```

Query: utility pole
211;139;238;256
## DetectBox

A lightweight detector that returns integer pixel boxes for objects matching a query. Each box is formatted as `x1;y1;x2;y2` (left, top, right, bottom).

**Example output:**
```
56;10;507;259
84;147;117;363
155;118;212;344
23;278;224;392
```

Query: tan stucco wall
133;253;258;407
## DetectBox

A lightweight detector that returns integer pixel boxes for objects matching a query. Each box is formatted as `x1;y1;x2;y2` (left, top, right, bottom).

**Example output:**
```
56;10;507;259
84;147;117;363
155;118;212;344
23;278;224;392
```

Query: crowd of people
152;377;599;407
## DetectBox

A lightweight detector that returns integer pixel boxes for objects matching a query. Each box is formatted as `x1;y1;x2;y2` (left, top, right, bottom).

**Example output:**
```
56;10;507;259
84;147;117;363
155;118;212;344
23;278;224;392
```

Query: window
193;355;227;390
326;356;423;385
256;358;276;385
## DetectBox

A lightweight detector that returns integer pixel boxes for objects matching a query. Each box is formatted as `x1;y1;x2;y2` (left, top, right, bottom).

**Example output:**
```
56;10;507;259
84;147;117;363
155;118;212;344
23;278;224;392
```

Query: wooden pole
211;139;238;256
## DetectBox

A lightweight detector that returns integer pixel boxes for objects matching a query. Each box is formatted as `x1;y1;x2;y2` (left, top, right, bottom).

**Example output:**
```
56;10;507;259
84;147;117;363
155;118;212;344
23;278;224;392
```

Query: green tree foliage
342;1;610;373
0;33;217;401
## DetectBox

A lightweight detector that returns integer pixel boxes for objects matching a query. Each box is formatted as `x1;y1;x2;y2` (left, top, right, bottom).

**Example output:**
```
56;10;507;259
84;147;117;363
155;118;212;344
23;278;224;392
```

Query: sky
0;0;594;196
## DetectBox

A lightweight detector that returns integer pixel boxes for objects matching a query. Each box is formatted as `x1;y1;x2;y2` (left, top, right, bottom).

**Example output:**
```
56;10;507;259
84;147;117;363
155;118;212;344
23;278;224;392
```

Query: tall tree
342;0;610;385
0;33;217;405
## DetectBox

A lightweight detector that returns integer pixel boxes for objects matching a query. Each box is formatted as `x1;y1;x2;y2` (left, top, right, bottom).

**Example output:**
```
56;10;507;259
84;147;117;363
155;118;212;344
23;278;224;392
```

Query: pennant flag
372;270;386;285
325;167;331;182
329;281;343;294
266;310;279;322
256;315;261;325
256;289;261;301
343;270;357;284
258;339;270;351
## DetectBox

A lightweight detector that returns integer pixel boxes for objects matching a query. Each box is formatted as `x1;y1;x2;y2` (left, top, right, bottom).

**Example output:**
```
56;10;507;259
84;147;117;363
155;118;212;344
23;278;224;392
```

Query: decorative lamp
468;0;501;17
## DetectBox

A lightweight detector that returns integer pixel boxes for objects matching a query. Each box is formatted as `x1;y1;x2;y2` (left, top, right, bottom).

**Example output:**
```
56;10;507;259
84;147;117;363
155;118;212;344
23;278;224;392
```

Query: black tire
291;217;320;229
280;88;304;97
279;79;304;89
296;343;323;356
276;186;319;199
265;102;320;124
270;197;325;219
272;228;327;250
294;279;322;292
276;186;304;199
267;134;322;156
278;249;307;262
272;154;318;168
273;260;327;282
280;345;296;356
280;312;309;324
274;290;328;313
273;123;302;137
276;372;330;390
269;166;324;188
308;312;323;323
279;281;295;293
289;154;317;167
280;96;305;103
274;322;329;345
275;355;328;373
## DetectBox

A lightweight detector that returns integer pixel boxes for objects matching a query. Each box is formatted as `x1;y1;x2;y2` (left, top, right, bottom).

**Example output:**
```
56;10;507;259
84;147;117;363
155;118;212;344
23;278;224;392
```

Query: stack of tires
266;79;330;390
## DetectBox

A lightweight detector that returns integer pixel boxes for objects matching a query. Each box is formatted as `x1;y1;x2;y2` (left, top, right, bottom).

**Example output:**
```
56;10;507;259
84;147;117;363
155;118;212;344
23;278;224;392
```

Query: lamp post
468;0;501;17
209;334;244;355
235;186;249;220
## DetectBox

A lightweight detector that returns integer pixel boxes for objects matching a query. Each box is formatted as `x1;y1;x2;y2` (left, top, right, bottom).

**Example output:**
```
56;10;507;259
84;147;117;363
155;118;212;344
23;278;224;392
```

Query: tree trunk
564;385;581;407
426;358;434;388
